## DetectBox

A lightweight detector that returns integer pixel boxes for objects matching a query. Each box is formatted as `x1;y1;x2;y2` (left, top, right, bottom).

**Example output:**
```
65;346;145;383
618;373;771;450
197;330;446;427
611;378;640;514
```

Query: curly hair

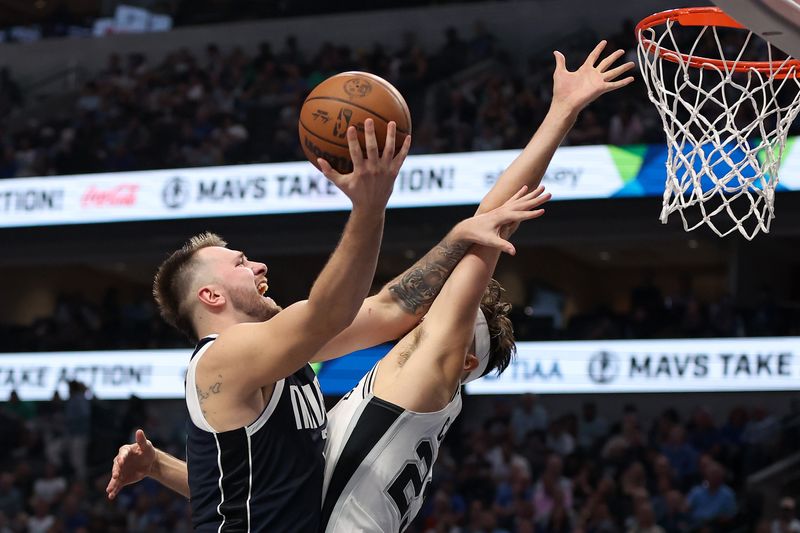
479;278;517;376
152;232;227;341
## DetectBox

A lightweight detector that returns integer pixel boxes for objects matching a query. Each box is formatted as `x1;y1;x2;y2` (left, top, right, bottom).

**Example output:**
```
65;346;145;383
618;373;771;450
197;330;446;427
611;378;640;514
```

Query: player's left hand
456;185;550;255
106;429;156;500
551;40;636;113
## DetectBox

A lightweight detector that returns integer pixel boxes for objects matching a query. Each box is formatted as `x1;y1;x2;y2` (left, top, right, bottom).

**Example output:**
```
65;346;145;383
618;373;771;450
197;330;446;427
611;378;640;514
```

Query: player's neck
194;311;248;340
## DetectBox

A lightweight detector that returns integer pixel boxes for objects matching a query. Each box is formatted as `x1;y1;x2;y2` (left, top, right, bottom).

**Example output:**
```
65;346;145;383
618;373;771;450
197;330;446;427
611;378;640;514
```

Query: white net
637;13;800;239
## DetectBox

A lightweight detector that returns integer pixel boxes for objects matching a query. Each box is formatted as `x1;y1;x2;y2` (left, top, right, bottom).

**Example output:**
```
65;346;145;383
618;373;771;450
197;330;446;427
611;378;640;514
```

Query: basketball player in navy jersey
109;119;411;533
108;41;635;532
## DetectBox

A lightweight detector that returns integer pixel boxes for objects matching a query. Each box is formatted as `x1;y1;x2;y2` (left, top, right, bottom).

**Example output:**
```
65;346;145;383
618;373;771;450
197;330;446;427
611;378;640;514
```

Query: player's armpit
374;327;466;412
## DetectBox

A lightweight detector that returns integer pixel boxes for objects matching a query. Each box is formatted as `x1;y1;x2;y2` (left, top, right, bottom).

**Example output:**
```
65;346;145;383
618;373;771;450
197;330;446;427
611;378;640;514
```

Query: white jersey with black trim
320;363;462;533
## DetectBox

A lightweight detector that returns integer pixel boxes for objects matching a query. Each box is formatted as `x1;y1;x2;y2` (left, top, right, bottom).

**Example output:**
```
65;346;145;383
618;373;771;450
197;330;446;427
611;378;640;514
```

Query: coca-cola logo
81;184;139;208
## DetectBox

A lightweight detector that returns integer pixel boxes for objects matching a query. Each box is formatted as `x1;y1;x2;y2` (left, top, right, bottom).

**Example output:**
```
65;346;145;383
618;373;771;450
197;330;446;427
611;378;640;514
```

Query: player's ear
198;285;225;308
463;353;479;372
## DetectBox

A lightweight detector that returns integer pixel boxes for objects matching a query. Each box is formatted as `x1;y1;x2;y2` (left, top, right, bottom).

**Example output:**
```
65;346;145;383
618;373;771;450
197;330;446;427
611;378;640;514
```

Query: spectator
628;501;665;533
510;394;548;445
546;418;576;457
658;490;690;533
533;455;573;522
536;491;573;533
32;463;66;505
0;473;21;522
486;439;531;482
609;104;644;146
772;497;800;533
660;427;698;483
579;402;609;451
686;462;737;529
65;381;91;481
27;498;55;533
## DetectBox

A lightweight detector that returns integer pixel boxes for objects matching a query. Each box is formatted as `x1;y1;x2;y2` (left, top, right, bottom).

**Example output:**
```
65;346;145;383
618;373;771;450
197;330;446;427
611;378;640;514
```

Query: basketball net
637;8;800;239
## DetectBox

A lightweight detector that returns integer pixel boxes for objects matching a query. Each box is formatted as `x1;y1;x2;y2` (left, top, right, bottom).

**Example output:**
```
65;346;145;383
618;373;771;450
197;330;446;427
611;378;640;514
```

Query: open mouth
257;281;269;295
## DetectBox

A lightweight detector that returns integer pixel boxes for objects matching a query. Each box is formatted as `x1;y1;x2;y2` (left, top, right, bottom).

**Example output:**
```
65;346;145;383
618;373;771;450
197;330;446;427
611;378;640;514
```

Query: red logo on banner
81;184;139;207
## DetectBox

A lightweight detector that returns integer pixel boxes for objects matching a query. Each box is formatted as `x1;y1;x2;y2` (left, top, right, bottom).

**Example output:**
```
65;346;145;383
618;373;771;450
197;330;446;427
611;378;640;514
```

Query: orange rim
636;7;800;79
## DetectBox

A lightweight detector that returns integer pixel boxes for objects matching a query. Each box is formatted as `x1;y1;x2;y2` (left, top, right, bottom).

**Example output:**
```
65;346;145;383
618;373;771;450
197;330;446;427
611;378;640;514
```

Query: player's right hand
551;40;636;114
317;118;411;211
455;185;551;255
106;429;156;500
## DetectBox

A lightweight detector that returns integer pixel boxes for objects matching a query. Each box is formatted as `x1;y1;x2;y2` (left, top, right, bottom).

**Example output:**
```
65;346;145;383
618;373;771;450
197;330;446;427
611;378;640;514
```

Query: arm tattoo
388;237;469;315
196;375;222;415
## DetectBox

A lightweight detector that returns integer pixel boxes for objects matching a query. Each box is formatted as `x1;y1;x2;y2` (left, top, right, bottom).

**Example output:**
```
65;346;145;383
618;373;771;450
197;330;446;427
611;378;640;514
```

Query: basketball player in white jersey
318;40;635;531
108;41;634;532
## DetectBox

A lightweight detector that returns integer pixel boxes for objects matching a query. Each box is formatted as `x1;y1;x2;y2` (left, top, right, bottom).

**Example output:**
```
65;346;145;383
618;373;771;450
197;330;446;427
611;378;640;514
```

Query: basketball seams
298;120;351;149
303;96;411;135
343;72;413;133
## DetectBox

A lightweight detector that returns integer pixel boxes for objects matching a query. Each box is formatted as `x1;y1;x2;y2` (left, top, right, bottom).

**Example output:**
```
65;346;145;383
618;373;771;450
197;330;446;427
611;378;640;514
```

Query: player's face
207;247;281;321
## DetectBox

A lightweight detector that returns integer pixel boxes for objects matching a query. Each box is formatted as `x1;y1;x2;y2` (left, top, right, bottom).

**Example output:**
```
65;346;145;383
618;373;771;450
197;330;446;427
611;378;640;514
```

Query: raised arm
208;119;411;389
311;43;635;363
478;40;634;214
310;215;519;361
377;187;550;411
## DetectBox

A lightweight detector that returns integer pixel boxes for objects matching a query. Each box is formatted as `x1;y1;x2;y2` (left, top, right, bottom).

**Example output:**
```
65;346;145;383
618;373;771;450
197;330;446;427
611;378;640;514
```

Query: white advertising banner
0;146;622;228
466;337;800;394
0;350;187;401
2;337;800;400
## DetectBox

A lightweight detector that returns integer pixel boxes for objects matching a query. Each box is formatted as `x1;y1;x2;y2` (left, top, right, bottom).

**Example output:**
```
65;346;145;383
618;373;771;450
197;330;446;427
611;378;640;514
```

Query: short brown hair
153;232;227;341
479;278;516;376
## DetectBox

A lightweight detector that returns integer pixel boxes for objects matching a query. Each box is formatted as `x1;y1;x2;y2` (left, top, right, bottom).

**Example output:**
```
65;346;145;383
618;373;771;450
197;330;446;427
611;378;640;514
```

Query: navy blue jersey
185;335;327;532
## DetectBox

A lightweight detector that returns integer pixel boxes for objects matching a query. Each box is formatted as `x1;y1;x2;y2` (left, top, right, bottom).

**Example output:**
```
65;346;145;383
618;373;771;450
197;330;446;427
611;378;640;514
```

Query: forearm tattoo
388;237;469;314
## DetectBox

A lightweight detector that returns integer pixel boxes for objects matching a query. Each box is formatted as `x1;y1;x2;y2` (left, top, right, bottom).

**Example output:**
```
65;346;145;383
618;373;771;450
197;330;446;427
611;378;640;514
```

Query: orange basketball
298;71;412;174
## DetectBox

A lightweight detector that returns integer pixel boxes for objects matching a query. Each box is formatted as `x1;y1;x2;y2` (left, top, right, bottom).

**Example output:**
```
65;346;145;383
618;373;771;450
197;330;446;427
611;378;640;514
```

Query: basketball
298;71;412;174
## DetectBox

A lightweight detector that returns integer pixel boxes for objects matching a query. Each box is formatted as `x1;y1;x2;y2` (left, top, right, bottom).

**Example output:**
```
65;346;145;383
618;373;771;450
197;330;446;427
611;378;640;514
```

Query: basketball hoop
636;7;800;239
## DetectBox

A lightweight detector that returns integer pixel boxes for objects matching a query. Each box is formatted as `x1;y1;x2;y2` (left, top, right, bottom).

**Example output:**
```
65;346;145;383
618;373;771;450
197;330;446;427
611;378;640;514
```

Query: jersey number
386;439;433;531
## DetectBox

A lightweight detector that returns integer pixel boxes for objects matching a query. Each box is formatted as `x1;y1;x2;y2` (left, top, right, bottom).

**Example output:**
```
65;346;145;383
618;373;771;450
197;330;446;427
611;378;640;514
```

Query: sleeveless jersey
185;335;327;532
320;363;462;533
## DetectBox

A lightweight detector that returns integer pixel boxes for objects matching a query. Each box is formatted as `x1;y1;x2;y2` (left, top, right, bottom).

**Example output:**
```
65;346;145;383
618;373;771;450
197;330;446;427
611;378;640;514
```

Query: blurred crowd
0;386;798;532
2;272;797;354
0;22;663;180
513;275;800;342
411;395;800;533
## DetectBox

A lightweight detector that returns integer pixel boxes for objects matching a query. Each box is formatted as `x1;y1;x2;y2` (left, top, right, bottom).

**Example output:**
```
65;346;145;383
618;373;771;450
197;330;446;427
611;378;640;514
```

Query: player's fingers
499;238;516;256
597;49;626;71
346;126;364;167
508;185;529;203
604;61;636;81
515;207;548;221
585;40;607;67
363;118;379;161
524;185;546;200
525;191;552;208
607;76;636;90
382;121;396;162
317;158;344;184
553;51;567;72
135;429;147;447
391;134;411;173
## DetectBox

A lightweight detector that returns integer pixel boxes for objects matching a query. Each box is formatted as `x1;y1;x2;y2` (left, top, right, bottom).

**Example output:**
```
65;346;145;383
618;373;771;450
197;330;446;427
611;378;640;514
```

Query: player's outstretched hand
106;429;156;500
552;40;636;113
317;118;411;212
456;185;551;255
